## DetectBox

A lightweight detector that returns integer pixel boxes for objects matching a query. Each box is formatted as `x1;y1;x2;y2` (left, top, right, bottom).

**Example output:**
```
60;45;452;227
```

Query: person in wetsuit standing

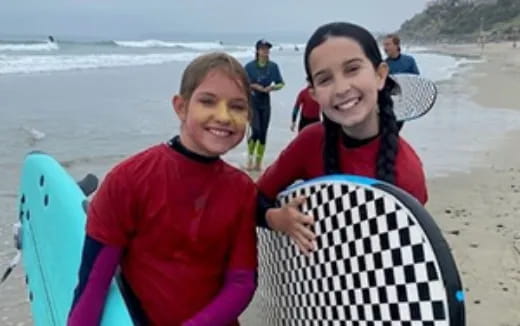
244;39;285;171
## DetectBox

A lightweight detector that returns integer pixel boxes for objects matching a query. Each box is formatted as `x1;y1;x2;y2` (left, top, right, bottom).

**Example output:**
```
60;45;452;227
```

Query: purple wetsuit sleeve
182;269;256;326
68;235;122;326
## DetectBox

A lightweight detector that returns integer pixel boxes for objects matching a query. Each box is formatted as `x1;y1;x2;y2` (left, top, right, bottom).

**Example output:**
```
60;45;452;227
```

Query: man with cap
244;39;285;171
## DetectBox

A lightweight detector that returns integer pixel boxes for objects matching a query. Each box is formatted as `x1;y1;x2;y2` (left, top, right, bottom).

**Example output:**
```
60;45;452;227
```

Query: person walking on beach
383;34;420;75
244;39;285;171
383;33;420;131
291;84;321;133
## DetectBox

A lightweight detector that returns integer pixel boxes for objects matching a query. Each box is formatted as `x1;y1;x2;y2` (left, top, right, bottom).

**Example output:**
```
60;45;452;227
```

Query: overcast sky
0;0;430;40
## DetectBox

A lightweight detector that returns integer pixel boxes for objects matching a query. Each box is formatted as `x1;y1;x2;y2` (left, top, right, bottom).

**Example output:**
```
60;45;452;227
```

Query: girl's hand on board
266;196;316;255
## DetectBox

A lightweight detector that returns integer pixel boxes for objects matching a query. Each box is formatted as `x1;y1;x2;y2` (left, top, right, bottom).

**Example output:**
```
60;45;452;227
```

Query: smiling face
173;68;250;156
308;36;388;139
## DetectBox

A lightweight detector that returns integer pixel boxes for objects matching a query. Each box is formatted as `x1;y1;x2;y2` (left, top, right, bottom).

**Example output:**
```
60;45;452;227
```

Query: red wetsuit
292;87;321;132
69;137;257;326
258;123;427;205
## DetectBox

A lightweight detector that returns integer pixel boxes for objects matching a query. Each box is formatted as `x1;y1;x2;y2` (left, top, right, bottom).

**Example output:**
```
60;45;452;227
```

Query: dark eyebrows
312;58;364;80
342;58;363;66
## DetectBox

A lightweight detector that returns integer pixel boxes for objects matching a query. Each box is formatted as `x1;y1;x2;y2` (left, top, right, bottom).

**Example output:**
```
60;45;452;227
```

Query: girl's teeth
338;98;359;110
209;129;230;137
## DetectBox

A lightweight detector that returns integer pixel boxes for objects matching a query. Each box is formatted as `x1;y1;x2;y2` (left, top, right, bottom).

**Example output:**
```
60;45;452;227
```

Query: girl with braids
256;22;428;254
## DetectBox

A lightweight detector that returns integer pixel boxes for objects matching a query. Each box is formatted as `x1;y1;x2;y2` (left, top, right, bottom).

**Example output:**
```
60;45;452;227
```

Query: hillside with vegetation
398;0;520;43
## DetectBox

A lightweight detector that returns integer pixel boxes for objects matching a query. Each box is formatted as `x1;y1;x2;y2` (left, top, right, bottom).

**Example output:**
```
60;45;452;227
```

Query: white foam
374;46;477;82
410;52;468;82
272;43;306;51
0;42;58;52
0;50;251;74
114;40;224;51
405;46;429;52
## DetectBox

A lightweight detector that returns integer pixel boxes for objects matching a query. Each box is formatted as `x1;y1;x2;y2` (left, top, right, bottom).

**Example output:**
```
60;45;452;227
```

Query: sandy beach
423;42;520;326
0;41;519;325
242;42;520;325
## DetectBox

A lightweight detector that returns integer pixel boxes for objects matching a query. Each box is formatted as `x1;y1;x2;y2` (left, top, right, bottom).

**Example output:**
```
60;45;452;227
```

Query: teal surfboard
17;151;134;325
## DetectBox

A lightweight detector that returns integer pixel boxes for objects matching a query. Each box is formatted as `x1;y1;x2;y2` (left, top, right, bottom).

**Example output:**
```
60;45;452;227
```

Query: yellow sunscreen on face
215;100;248;127
214;100;232;121
190;100;249;128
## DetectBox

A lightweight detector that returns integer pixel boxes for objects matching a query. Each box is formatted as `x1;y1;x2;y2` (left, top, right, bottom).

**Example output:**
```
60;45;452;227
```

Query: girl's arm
68;236;122;326
256;130;316;253
69;164;137;325
182;270;256;326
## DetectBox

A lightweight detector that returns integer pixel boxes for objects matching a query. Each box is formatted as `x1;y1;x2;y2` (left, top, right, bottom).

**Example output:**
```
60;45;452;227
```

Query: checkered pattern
391;74;437;122
256;182;450;326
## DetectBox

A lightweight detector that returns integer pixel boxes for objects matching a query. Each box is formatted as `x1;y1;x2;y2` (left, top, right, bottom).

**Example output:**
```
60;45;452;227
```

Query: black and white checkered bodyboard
255;175;465;326
391;74;437;122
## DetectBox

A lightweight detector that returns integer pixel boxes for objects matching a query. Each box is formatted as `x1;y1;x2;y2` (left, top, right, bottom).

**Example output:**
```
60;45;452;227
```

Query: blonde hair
179;52;251;111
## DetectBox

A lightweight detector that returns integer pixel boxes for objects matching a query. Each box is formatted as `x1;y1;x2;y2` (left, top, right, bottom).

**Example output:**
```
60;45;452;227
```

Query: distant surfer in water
383;34;420;75
68;53;257;326
48;35;55;43
244;39;285;171
255;22;428;253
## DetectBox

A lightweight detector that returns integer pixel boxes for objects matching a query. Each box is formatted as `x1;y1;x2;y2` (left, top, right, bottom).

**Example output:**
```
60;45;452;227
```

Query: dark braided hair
376;78;399;184
303;22;400;184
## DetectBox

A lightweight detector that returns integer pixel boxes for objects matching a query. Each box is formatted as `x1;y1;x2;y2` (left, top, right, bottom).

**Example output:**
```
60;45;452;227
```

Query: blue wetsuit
244;60;284;145
244;59;284;166
385;54;420;75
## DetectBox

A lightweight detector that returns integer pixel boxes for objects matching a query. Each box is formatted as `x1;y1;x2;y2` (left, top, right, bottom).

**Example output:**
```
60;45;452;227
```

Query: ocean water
0;39;468;77
1;37;520;324
1;38;518;178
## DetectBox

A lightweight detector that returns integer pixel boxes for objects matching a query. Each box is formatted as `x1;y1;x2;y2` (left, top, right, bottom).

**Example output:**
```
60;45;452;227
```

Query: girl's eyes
316;76;332;86
345;65;360;74
199;98;215;106
199;97;247;112
315;65;361;85
230;104;247;111
345;65;361;74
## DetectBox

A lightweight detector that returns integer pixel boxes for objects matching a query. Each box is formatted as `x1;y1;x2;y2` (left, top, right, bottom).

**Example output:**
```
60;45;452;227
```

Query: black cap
255;39;272;49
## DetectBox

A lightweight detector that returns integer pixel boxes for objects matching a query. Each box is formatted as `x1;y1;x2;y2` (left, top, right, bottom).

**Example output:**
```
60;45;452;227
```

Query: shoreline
243;42;520;325
421;42;520;325
425;41;520;111
0;42;519;325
